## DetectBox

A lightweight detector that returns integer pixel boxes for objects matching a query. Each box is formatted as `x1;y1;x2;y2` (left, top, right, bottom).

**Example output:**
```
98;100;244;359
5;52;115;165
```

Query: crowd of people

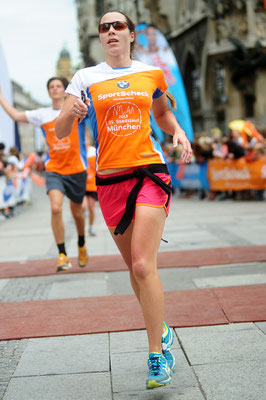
164;122;266;201
0;142;24;174
0;143;27;217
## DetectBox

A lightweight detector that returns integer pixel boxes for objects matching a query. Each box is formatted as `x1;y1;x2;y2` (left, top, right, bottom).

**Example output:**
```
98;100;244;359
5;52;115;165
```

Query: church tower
56;47;74;82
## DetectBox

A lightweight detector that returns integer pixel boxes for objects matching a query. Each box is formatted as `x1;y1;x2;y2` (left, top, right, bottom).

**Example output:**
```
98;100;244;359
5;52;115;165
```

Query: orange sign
208;157;266;191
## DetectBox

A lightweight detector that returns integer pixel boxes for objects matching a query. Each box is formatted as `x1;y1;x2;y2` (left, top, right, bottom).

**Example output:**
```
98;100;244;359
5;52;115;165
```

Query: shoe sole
57;263;72;272
78;259;89;268
146;379;171;389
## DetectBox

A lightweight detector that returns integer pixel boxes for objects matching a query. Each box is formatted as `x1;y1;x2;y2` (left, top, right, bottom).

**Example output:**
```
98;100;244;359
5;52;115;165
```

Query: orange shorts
97;167;172;228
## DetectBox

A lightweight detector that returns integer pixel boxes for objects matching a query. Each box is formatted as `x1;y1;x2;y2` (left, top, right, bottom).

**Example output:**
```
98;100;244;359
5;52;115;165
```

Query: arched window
215;61;225;96
213;61;227;106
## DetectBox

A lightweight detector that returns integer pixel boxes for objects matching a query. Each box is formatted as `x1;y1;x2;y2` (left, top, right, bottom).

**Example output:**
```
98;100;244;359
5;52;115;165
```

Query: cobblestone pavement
0;278;51;303
0;341;28;400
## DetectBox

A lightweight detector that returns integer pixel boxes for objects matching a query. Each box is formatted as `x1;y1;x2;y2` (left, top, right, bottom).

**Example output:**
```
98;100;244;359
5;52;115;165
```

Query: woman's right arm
55;94;89;139
0;89;28;123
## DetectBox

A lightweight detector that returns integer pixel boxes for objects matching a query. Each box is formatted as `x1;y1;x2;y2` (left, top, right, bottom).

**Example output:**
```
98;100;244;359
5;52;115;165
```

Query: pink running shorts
97;166;172;228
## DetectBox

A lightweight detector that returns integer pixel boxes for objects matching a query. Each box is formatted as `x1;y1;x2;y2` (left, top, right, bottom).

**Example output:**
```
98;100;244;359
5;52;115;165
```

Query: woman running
55;10;192;389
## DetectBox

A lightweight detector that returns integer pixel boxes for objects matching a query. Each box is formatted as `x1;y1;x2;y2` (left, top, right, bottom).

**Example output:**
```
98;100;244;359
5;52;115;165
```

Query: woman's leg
109;223;140;301
131;205;166;354
109;205;166;354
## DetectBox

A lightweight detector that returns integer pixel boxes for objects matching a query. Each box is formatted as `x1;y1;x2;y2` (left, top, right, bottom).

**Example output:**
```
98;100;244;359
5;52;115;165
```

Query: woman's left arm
152;93;192;163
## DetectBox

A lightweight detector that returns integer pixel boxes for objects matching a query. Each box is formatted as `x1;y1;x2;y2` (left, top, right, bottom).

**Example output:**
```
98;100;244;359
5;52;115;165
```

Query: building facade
75;0;266;135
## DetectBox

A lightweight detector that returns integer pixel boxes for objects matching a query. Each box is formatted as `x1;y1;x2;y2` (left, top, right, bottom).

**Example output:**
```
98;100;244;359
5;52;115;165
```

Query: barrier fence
168;156;266;191
0;174;32;210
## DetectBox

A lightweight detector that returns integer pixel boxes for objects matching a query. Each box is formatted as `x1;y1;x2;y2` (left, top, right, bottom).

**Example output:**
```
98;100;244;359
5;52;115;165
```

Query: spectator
7;146;24;170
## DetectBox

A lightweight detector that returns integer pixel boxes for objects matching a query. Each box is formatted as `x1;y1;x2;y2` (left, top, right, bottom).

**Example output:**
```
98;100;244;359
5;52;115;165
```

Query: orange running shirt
86;146;97;192
25;107;87;175
66;61;168;172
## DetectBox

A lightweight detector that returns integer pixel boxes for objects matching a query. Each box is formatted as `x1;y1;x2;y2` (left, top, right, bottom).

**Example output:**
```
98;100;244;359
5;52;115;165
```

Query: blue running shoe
162;321;176;371
146;352;172;389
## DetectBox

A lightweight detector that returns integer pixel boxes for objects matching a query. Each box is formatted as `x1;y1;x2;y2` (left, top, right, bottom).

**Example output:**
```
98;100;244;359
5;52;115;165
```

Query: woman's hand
173;129;193;163
71;97;90;121
55;93;90;139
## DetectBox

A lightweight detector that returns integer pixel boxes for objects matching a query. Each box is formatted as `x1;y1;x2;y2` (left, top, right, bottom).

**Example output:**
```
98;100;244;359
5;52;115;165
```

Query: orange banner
208;157;266;191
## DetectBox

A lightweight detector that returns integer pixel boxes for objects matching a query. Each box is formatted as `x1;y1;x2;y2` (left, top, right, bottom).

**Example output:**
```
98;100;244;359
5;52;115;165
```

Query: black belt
96;164;173;235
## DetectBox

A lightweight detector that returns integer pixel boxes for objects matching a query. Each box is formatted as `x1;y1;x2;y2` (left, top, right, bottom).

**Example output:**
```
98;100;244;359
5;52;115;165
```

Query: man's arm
0;88;28;123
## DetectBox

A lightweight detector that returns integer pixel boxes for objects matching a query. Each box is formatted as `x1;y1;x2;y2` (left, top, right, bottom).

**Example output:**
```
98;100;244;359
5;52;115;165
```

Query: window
184;54;200;111
244;94;255;118
191;69;200;105
215;62;225;95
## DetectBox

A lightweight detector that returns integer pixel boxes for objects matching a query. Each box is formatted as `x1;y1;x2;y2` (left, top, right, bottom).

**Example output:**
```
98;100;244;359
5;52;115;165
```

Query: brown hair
46;77;69;91
9;146;20;159
98;10;135;56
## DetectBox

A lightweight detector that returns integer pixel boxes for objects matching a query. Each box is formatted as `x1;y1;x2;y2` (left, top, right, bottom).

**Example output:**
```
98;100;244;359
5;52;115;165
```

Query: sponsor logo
98;90;149;101
105;102;142;137
51;136;71;152
210;167;251;181
117;81;130;89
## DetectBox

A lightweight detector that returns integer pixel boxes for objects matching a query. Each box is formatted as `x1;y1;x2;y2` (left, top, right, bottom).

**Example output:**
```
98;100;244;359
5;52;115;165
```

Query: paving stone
3;372;112;400
0;279;51;302
255;321;266;335
194;360;266;400
47;276;108;299
193;273;266;288
0;340;27;400
111;350;198;393
176;323;266;365
0;281;8;293
14;334;109;377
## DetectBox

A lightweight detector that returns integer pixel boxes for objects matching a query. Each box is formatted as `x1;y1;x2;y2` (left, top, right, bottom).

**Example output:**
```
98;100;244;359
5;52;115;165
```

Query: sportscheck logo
117;81;130;89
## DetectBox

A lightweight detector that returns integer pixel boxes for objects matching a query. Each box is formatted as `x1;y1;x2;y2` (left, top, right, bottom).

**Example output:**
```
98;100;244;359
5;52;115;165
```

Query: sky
0;0;82;104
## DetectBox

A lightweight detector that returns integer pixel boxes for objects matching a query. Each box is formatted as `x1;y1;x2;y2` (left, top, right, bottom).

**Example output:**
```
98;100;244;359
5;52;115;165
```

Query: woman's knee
132;258;154;281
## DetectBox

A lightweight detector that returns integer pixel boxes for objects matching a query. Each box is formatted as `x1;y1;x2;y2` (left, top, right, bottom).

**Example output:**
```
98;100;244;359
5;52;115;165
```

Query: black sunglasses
98;21;130;34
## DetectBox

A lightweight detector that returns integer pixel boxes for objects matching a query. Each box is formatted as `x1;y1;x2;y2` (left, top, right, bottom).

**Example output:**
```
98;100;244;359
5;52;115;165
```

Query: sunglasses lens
113;22;128;31
99;23;110;33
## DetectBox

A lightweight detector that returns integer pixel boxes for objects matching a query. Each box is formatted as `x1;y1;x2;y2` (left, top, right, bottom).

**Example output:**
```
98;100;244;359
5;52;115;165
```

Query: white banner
0;41;15;150
0;175;32;209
